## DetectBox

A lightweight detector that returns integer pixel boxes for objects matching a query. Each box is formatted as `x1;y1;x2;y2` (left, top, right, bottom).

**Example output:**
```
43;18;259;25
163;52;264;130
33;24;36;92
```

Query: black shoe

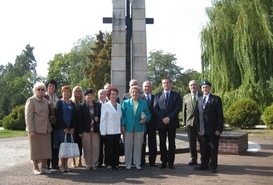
210;169;217;173
159;163;167;169
168;164;175;169
107;166;113;171
52;165;59;170
149;163;158;167
194;166;209;171
97;164;102;168
188;160;197;166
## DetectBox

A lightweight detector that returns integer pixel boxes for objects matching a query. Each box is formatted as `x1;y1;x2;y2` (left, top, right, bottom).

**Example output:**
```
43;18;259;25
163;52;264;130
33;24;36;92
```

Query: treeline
0;31;200;127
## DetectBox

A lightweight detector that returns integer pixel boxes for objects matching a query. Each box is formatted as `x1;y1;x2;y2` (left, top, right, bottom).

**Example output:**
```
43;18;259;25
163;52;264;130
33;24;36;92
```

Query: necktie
146;95;151;105
164;92;169;105
202;96;206;109
192;95;196;107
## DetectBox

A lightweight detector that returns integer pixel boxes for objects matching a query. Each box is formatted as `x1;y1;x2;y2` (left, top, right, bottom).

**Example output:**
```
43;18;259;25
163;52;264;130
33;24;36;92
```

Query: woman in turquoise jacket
121;85;151;170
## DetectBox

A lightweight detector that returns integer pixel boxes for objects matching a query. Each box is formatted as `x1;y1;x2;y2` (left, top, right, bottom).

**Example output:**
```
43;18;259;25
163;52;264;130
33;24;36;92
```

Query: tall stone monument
104;0;152;99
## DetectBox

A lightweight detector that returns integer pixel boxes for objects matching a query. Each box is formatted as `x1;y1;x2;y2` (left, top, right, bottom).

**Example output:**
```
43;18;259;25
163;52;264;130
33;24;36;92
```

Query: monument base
197;131;248;154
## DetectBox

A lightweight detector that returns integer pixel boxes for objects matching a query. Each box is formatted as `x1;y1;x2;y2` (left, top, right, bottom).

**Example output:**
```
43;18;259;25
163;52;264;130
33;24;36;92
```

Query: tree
85;31;111;93
201;0;273;109
47;35;95;91
0;45;35;119
147;50;183;86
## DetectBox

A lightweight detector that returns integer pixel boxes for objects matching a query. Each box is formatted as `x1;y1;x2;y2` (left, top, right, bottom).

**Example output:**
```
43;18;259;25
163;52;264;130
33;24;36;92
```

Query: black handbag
119;138;125;156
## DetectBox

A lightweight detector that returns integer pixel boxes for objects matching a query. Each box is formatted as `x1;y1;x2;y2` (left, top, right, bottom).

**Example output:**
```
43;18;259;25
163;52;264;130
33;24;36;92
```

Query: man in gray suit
182;80;202;165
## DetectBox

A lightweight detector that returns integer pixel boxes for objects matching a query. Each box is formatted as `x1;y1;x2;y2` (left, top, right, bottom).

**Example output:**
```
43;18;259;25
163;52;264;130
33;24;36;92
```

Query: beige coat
25;95;52;133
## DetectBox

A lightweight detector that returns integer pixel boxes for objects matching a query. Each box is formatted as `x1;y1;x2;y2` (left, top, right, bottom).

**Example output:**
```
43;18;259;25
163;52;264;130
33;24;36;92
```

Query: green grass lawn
0;127;273;139
0;129;27;138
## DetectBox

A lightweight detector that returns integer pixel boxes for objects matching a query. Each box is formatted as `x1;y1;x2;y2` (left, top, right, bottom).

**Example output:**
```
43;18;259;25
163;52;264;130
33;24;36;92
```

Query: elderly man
194;81;223;173
182;80;202;165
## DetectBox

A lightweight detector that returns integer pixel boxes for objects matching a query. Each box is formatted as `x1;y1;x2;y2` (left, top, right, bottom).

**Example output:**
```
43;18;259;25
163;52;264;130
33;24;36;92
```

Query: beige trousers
82;132;100;168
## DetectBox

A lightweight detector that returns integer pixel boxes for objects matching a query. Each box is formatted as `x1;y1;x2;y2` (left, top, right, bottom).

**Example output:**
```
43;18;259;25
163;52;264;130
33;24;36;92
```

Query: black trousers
141;128;157;165
98;135;106;165
199;134;220;170
158;127;176;166
47;129;59;168
187;124;200;161
105;134;120;167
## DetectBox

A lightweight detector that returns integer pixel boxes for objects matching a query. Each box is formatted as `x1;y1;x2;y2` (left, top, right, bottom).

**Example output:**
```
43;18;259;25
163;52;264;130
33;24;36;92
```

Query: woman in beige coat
25;82;52;175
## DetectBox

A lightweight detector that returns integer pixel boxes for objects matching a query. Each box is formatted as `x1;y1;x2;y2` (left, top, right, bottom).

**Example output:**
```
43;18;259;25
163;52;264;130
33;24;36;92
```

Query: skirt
29;133;51;160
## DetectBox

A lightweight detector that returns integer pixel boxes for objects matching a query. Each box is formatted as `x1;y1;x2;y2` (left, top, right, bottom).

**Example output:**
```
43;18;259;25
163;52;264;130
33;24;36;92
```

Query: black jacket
78;101;101;134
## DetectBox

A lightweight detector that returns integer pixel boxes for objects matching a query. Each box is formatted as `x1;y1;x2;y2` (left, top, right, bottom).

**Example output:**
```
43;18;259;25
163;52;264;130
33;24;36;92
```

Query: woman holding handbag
54;85;78;173
78;88;101;170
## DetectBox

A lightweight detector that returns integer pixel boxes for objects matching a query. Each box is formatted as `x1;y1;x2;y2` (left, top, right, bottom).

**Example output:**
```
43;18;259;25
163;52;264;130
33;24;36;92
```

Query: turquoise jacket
121;98;151;132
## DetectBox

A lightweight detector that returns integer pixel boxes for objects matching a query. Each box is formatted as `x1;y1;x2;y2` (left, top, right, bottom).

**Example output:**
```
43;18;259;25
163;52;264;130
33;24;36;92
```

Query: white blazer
100;102;122;135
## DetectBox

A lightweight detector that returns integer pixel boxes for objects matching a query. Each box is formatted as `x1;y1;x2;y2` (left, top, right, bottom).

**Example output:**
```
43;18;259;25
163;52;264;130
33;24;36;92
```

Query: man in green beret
194;81;223;173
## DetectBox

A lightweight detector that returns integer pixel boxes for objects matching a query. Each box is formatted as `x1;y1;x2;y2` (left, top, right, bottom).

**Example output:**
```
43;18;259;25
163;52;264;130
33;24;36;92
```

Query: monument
103;0;153;99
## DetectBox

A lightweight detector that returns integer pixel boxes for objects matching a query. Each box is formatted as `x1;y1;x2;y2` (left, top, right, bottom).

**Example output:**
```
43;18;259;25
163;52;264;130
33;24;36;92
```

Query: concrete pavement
0;132;273;185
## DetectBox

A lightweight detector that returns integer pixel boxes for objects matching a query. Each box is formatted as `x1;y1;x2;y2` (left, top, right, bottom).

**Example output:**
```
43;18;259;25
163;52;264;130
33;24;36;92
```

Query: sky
0;0;212;77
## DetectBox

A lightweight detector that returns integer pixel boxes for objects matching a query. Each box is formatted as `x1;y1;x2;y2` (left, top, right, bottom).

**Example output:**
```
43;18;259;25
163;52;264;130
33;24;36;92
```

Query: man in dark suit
154;77;182;169
183;80;202;165
122;79;138;101
194;81;223;173
141;81;157;167
97;89;108;167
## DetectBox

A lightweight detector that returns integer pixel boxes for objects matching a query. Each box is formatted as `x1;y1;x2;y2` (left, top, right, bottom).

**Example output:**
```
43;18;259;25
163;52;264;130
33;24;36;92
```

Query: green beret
200;80;212;87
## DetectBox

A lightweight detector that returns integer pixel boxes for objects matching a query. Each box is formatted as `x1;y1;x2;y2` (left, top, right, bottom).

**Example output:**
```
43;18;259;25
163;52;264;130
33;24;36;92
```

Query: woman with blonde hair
25;82;52;175
70;86;85;168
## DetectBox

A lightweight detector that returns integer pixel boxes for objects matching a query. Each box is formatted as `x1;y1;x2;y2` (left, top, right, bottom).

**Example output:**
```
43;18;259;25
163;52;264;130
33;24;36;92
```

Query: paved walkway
0;133;273;185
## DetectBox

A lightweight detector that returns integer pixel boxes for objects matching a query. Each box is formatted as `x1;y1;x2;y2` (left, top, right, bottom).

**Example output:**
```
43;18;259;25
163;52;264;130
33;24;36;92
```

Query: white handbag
58;134;80;158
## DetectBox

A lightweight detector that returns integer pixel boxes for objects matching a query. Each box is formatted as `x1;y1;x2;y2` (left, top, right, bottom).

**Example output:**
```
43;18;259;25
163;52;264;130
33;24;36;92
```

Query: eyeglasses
37;89;45;91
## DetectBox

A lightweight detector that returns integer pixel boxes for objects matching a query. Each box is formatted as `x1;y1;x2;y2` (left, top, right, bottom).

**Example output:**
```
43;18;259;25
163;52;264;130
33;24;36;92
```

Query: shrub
2;105;25;130
225;98;261;129
263;104;273;129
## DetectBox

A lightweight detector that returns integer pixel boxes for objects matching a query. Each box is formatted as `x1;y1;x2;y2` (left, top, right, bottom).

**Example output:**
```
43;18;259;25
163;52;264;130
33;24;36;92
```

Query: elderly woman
78;88;101;170
100;87;122;171
121;85;151;170
25;82;52;175
54;85;77;173
70;86;85;168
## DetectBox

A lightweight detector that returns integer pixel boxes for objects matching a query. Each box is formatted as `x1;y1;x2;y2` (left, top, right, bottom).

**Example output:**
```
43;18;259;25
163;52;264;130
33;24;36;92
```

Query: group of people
24;77;223;175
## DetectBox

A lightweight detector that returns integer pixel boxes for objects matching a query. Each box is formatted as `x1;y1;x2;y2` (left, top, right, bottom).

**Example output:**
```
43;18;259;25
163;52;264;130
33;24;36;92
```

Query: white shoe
33;169;42;175
126;165;131;170
41;167;51;174
135;165;142;170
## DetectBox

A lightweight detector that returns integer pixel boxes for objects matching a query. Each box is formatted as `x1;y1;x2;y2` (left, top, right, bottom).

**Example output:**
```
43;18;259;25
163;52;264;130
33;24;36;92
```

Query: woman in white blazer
100;87;122;171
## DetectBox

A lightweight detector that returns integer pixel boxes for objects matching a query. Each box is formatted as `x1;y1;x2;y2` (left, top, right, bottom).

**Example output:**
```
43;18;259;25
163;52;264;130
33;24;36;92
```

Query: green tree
0;45;35;119
85;31;111;93
201;0;273;109
47;35;95;91
147;50;183;86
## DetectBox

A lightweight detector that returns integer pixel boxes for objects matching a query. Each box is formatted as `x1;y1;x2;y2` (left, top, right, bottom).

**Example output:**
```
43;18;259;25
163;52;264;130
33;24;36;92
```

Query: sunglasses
37;89;45;91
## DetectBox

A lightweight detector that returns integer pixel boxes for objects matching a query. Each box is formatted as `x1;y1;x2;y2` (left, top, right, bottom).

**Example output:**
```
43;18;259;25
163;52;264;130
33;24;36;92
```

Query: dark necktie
146;95;151;105
164;92;169;105
202;96;206;109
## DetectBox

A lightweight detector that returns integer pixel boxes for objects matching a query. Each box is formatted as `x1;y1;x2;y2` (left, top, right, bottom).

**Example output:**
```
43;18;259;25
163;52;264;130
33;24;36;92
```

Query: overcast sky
0;0;212;77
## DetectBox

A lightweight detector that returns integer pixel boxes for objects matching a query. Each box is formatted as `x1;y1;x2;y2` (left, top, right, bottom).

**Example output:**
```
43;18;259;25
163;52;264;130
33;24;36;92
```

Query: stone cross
103;0;153;98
